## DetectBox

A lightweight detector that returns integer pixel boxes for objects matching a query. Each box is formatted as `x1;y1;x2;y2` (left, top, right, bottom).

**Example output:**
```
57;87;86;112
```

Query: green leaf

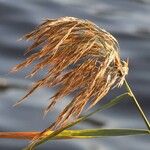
24;128;150;140
59;128;149;137
25;93;129;150
25;128;149;150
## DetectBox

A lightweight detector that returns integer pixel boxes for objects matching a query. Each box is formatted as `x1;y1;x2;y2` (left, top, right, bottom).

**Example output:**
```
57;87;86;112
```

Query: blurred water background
0;0;150;149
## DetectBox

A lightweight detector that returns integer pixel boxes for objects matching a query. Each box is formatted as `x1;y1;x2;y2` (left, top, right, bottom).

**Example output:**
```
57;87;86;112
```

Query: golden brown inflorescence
12;17;128;130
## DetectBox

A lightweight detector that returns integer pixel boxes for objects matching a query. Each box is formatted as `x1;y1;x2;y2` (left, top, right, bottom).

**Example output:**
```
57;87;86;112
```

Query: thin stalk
0;131;89;140
124;80;150;130
0;132;38;140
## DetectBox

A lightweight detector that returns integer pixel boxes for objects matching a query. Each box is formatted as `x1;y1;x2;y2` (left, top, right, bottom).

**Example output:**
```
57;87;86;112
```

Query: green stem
124;80;150;130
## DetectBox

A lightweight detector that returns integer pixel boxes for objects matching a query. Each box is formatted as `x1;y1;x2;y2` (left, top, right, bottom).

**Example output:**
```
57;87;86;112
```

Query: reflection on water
0;0;150;149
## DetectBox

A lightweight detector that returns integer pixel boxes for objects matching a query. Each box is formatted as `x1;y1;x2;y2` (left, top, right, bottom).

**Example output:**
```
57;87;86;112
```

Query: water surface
0;0;150;149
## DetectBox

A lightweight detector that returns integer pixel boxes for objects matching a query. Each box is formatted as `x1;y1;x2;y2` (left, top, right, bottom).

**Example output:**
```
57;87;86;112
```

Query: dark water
0;0;150;149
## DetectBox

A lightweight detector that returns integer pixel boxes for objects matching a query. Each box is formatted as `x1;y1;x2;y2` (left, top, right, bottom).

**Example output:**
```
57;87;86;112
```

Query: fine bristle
12;17;128;132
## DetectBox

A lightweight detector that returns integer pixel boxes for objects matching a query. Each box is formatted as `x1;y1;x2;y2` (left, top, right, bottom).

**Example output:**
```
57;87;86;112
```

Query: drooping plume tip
13;16;128;130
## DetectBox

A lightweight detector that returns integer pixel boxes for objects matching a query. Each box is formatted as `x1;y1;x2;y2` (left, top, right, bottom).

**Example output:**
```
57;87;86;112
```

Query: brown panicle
12;17;128;131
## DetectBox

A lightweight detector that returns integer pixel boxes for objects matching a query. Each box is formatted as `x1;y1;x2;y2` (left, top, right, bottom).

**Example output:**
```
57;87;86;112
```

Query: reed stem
0;132;79;140
0;132;38;140
124;80;150;130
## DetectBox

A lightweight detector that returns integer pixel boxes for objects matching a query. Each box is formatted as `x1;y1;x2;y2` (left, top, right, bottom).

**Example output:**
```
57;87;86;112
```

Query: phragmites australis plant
1;17;149;150
12;17;128;128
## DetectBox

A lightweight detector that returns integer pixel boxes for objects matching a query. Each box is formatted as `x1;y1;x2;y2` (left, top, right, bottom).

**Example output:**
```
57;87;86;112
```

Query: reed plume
12;17;128;130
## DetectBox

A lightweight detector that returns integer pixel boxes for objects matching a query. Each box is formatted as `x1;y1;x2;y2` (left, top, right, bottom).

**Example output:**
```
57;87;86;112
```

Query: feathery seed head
12;17;128;129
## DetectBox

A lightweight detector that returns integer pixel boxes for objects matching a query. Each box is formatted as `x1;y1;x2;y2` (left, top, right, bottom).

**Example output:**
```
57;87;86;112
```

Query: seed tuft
12;17;128;130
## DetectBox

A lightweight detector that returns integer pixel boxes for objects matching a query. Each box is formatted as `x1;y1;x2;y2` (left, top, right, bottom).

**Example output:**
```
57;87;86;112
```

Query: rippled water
0;0;150;149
